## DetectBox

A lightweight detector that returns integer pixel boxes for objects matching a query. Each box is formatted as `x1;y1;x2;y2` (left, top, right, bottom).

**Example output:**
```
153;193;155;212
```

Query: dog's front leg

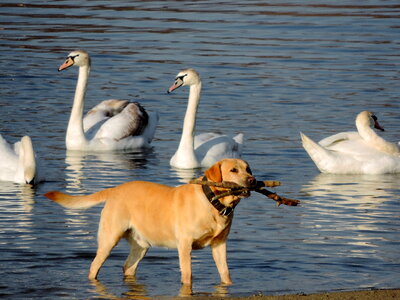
178;239;192;285
211;242;232;285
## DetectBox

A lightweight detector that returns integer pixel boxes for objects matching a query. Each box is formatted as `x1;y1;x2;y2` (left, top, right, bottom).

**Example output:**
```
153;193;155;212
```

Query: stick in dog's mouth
189;178;300;206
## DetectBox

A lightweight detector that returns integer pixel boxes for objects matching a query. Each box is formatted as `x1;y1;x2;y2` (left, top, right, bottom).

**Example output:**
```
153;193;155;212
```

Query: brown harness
201;176;241;216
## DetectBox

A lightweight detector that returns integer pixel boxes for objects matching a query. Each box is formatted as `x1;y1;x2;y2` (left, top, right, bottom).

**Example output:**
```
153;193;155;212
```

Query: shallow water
0;1;399;298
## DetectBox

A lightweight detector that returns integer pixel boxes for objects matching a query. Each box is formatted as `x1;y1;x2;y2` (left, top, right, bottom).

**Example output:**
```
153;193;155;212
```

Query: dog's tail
44;189;107;210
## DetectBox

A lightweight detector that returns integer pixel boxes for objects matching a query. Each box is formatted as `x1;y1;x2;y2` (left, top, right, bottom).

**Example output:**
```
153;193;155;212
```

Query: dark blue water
0;1;399;298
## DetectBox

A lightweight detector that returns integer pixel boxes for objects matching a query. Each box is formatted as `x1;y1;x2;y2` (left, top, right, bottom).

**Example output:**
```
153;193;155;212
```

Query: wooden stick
189;179;244;189
255;188;300;206
189;179;300;206
189;179;281;189
258;180;281;188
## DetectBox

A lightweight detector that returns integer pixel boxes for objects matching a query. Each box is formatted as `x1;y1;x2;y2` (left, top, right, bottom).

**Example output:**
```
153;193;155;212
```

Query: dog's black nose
247;176;256;186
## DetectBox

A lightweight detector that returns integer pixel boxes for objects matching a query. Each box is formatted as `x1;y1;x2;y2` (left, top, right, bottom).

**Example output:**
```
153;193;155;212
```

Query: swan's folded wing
83;99;129;132
93;103;149;141
195;133;243;167
322;136;382;156
0;134;19;170
318;131;359;148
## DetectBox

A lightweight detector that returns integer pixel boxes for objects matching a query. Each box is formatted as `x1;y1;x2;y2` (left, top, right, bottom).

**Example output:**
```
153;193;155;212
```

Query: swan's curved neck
66;65;90;149
175;82;202;164
357;119;400;155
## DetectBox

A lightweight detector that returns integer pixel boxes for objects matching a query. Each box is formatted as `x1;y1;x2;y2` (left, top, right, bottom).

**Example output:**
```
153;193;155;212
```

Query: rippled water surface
1;1;399;298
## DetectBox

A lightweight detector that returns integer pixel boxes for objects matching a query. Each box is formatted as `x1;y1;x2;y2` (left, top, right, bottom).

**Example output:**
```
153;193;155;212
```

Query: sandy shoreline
166;289;400;299
237;289;400;300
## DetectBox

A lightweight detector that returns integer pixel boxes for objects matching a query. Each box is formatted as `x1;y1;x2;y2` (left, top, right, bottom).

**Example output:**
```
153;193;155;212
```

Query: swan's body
0;134;38;184
59;50;158;151
301;111;400;174
168;68;243;169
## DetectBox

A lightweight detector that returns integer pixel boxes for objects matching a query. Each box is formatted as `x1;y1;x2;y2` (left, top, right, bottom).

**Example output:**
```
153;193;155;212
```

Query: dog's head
205;158;256;188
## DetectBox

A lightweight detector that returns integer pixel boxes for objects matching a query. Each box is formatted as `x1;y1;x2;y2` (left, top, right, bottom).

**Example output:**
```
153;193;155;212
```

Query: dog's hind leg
88;211;126;280
123;234;149;277
89;235;122;280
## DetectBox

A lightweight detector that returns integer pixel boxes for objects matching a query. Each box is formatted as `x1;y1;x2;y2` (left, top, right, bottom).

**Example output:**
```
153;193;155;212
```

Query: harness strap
201;176;235;216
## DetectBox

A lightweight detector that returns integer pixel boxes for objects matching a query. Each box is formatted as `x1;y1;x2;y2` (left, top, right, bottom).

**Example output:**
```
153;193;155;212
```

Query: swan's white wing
194;132;243;167
301;132;365;174
194;132;219;146
83;111;108;133
0;135;19;170
0;134;19;182
93;102;149;142
83;99;129;132
318;131;359;147
319;131;383;156
319;129;400;156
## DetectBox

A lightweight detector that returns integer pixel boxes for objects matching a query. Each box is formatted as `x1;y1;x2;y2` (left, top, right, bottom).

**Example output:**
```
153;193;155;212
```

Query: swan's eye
230;168;238;173
68;54;79;62
371;115;377;121
246;167;252;175
176;74;187;81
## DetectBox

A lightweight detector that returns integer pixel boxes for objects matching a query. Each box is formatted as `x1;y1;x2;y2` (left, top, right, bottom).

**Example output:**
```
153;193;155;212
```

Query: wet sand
238;289;399;300
169;289;400;300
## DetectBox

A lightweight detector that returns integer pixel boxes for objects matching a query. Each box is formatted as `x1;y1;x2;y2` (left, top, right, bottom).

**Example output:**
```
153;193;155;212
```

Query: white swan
167;68;243;169
0;134;38;184
301;111;400;174
58;50;158;151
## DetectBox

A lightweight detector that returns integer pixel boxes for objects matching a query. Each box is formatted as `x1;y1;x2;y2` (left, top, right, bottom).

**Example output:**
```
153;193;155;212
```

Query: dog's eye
230;168;238;173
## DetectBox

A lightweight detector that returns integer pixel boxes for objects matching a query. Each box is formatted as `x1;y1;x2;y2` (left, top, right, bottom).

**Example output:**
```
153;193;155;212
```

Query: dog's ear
205;161;223;182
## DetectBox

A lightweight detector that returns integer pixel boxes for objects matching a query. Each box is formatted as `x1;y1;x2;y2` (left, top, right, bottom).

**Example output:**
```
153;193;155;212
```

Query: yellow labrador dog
44;158;256;285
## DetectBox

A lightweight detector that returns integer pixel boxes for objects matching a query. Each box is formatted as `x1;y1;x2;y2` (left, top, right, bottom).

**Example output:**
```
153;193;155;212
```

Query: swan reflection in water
65;149;154;193
0;182;36;249
0;181;36;212
302;172;400;236
301;173;400;262
302;173;400;207
170;166;204;184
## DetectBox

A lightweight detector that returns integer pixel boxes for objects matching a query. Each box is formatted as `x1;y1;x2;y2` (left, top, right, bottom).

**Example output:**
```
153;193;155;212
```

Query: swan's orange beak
167;78;184;94
58;57;74;71
167;83;179;93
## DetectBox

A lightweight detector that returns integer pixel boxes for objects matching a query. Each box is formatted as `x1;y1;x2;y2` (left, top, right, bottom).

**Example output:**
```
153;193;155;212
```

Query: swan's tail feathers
300;132;334;172
233;133;244;155
233;133;244;145
143;111;159;144
44;190;106;210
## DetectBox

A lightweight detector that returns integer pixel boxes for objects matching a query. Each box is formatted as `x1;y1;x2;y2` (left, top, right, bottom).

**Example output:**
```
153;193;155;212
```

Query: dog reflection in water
90;275;229;298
